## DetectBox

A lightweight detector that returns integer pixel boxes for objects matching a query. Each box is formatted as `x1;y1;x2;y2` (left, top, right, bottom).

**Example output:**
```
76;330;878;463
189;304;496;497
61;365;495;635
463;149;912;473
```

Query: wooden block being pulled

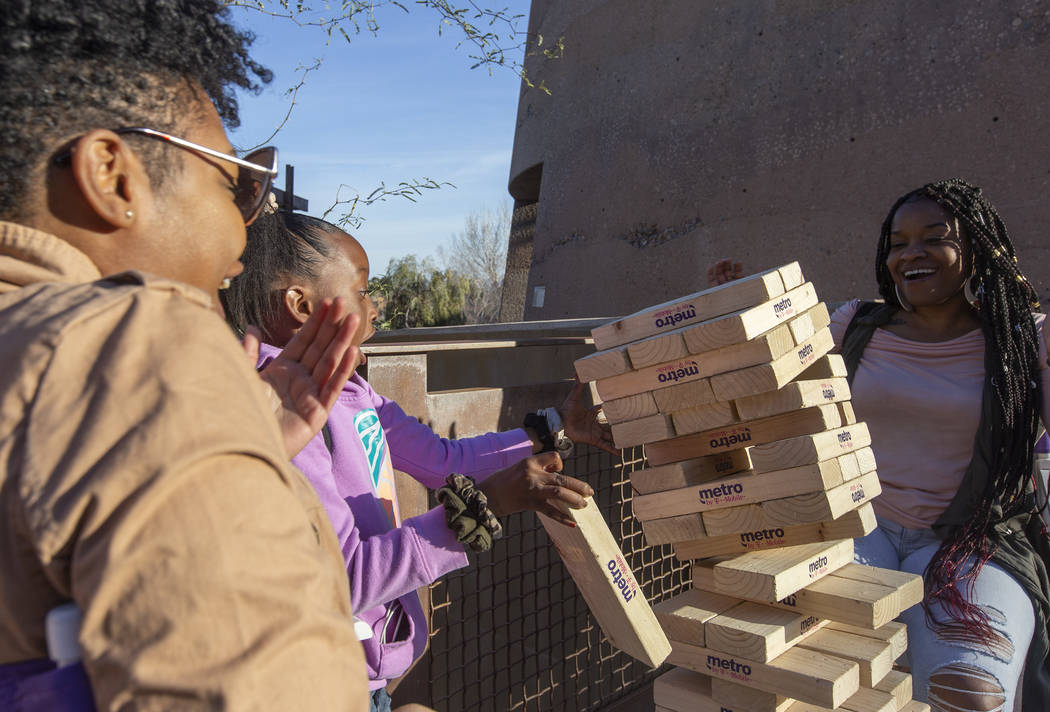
611;413;675;448
591;264;795;350
574;344;632;383
601;391;658;424
711;328;834;401
798;353;847;380
826;620;907;660
630;450;752;494
646;404;841;466
641;512;707;545
749;423;871;473
734;377;851;421
537;497;671;667
628;330;689;369
874;670;913;709
671;400;738;435
710;678;794;712
653;588;740;647
796;628;893;687
682;283;819;353
761;470;881;527
705;601;826;662
652;668;725;712
711;540;855;602
667;639;859;709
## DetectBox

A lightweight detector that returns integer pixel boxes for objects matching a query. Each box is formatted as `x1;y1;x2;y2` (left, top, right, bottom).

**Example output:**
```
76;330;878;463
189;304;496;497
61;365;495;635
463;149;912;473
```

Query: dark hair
221;209;341;341
876;178;1042;644
0;0;272;219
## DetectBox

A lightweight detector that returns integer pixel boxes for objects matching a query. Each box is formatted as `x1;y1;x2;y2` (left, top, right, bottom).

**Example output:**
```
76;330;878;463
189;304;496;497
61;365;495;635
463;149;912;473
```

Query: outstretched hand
707;258;743;286
561;379;619;456
479;452;594;527
244;298;362;458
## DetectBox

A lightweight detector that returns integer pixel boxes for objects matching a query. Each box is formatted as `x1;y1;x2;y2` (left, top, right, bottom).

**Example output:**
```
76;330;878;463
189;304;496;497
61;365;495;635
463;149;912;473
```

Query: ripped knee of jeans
928;663;1007;712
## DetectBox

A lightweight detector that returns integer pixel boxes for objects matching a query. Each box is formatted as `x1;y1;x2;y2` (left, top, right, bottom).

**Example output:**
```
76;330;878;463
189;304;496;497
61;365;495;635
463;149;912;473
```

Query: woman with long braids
709;178;1050;711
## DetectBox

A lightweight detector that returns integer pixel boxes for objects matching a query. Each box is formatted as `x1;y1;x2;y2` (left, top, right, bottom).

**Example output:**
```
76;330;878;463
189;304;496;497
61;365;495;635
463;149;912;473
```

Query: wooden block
784;686;896;712
641;512;707;545
671;400;738;434
667;640;859;709
653;668;726;712
631;450;753;494
711;328;834;401
798;353;847;380
591;264;794;350
837;451;862;482
574;344;632;383
712;540;855;602
779;262;805;290
683;283;820;353
674;506;875;560
710;678;794;712
749;423;872;473
761;470;882;527
826;620;907;660
646;404;841;467
873;670;913;709
654;378;721;414
653;588;740;647
733;377;851;421
855;446;877;475
682;321;796;372
596;359;711;402
789;303;831;344
633;453;854;521
702;504;773;536
797;628;893;687
900;702;931;712
705;601;826;662
537;497;671;667
628;331;689;369
611;413;676;448
601;391;658;424
837;401;857;425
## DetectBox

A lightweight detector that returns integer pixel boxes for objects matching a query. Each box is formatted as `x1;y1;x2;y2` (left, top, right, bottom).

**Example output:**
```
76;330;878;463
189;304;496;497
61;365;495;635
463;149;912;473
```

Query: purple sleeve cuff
403;507;470;580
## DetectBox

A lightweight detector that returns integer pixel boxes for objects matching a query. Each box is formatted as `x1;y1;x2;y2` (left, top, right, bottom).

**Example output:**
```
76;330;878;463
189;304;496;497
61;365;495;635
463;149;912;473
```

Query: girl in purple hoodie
222;210;615;712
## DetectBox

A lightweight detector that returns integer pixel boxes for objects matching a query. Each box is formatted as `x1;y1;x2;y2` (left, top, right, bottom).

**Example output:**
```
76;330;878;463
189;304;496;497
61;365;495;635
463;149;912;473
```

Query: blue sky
227;3;529;275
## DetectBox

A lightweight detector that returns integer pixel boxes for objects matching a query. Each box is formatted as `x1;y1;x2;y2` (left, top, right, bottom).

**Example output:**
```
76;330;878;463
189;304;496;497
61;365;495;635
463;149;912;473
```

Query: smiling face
885;196;973;309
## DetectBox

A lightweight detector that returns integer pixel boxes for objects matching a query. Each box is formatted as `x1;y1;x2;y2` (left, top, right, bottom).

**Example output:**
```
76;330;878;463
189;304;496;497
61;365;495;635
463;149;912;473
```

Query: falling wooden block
711;540;855;602
601;391;658;424
733;377;851;421
761;470;881;527
537;497;671;667
591;264;797;350
653;588;740;647
611;413;676;448
652;668;726;712
749;423;872;473
798;354;847;380
667;640;859;709
710;678;794;712
826;620;907;660
628;330;689;369
646;404;841;466
641;512;707;545
705;601;827;662
788;303;831;344
837;401;857;425
796;628;893;687
674;506;876;560
682;283;820;354
574;344;633;383
873;670;913;709
630;450;752;494
710;328;834;401
671;400;739;435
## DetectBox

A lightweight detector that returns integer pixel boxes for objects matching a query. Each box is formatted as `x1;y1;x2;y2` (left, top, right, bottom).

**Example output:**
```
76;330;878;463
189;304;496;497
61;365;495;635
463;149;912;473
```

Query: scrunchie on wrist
436;474;503;553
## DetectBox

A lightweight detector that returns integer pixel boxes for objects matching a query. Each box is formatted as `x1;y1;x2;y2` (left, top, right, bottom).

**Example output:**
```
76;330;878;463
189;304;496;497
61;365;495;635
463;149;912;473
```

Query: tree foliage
438;202;510;324
369;255;476;329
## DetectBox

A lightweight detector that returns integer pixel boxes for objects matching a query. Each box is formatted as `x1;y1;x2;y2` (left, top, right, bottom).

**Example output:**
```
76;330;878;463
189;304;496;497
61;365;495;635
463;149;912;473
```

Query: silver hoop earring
963;276;979;307
895;284;914;312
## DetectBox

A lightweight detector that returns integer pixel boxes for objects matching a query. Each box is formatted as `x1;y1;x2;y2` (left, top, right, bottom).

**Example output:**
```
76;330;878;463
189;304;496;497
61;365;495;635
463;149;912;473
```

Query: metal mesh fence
426;444;691;711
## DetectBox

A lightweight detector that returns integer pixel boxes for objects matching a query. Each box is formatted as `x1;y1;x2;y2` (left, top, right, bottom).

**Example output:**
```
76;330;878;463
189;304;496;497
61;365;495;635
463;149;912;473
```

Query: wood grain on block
797;628;893;687
779;262;805;290
749;423;872;473
630;450;752;494
646;404;841;467
611;413;675;449
788;303;831;344
537;497;671;667
667;640;859;709
710;678;794;712
574;345;632;383
653;588;739;647
682;283;819;354
641;512;707;545
674;507;875;560
733;377;851;422
761;470;882;527
798;353;847;380
634;452;856;521
628;331;689;369
601;391;658;424
855;446;877;475
712;539;855;602
826;620;907;660
596;358;711;402
837;450;862;482
671;400;738;435
874;670;913;710
900;702;931;712
590;265;789;350
783;686;896;712
654;379;722;414
652;668;724;712
711;328;834;401
832;564;925;617
682;321;795;374
705;601;827;662
837;401;857;425
702;504;773;536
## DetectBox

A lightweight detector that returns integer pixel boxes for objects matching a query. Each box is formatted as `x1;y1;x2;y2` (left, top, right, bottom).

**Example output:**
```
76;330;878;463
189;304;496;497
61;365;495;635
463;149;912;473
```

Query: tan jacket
0;222;368;710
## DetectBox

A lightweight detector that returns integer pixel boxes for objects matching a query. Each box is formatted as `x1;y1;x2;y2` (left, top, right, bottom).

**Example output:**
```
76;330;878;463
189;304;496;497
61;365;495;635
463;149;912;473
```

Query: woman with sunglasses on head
709;179;1050;711
0;2;385;710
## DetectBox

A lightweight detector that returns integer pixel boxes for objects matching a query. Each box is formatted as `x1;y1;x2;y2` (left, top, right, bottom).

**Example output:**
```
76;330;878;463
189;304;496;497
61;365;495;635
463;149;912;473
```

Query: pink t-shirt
830;300;1050;529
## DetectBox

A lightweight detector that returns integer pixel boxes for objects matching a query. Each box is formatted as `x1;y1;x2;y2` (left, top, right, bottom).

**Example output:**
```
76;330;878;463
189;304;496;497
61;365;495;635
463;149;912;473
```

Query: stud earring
894;284;914;312
219;278;231;291
124;209;134;219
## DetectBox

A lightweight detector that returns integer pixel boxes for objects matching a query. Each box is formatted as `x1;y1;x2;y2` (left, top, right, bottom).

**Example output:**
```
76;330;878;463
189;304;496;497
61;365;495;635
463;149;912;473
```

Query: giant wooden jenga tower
575;264;930;712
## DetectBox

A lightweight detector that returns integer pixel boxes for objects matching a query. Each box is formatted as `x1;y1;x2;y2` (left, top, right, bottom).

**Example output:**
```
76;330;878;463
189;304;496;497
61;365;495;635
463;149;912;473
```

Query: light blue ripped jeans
853;516;1034;711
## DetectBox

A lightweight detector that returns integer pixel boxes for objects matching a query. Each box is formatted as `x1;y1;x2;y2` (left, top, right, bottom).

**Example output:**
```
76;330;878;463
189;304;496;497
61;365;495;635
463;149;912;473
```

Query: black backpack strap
840;301;896;384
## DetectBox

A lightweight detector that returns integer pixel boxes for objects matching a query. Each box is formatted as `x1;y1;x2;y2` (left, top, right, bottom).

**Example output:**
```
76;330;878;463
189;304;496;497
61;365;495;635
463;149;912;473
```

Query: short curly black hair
0;0;272;219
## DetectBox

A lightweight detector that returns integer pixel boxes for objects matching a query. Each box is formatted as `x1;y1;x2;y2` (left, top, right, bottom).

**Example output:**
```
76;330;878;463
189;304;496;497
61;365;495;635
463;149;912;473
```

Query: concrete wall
506;0;1050;320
